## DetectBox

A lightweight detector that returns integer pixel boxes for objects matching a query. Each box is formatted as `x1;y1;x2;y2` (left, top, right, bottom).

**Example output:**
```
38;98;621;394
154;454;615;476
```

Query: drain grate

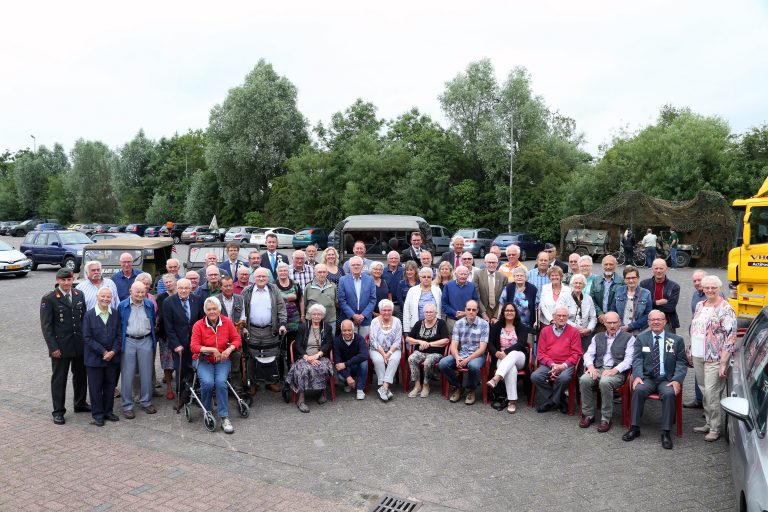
370;495;421;512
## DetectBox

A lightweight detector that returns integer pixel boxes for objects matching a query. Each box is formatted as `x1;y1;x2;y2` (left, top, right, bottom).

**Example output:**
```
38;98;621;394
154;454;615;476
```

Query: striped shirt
527;269;550;305
76;279;120;311
289;264;315;291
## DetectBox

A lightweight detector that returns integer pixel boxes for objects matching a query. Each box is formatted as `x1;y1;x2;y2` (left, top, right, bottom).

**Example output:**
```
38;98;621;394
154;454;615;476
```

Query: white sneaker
378;386;389;401
343;385;352;393
356;390;365;400
221;417;234;434
386;389;394;399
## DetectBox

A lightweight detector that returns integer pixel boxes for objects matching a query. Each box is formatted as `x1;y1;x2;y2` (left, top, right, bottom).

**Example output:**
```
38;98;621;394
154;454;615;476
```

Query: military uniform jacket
40;287;86;358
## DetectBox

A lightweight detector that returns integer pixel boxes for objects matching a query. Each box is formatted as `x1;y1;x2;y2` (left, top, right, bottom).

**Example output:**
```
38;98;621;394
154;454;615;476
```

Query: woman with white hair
285;303;335;413
370;261;392;317
369;299;403;402
689;275;737;442
560;273;597;351
190;296;242;434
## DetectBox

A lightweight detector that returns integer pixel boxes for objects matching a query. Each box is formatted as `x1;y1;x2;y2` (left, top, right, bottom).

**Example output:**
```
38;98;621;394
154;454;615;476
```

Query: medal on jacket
665;338;675;353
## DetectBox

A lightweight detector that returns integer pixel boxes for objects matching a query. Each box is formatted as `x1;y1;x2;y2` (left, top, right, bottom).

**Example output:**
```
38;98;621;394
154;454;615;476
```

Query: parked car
451;228;495;258
20;229;93;272
107;225;127;233
249;227;295;248
181;225;209;244
292;228;330;249
10;218;60;237
492;232;545;261
143;226;161;237
168;223;191;244
125;223;151;236
0;221;20;235
93;224;115;234
77;223;99;237
430;225;451;254
0;239;32;277
721;306;768;512
224;226;259;244
196;228;227;243
90;232;141;242
67;224;82;231
35;222;66;231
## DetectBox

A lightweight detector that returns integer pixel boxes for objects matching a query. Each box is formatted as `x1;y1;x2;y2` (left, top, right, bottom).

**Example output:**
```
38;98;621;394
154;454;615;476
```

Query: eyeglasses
465;308;478;311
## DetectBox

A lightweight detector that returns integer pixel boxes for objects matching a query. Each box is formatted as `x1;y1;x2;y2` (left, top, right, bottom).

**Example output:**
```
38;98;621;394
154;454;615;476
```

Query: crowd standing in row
41;232;735;446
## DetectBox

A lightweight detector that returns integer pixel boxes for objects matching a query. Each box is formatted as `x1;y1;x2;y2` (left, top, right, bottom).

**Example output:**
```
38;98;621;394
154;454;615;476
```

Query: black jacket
488;321;530;369
293;321;334;360
40;287;86;358
162;294;204;351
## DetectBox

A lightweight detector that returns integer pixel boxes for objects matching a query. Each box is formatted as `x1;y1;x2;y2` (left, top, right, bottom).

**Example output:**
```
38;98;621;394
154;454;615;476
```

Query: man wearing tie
261;233;288;281
219;243;246;281
622;310;687;449
440;236;465;270
401;231;425;263
473;253;507;325
338;256;377;339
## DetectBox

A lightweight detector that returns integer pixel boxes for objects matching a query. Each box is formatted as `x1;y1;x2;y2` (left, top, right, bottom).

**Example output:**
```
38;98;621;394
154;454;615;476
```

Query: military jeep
564;228;612;258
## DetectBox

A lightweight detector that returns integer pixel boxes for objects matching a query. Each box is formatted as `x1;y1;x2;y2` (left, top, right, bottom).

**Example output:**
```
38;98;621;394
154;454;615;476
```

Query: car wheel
63;257;77;272
17;272;29;278
675;252;691;268
12;229;22;237
29;256;38;271
173;236;181;244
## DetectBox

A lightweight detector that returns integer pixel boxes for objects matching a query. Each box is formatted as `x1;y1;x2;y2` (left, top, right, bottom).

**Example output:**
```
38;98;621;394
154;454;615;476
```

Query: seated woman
402;267;443;334
191;296;242;434
285;304;335;413
405;303;449;398
486;302;530;414
369;299;403;402
561;273;597;351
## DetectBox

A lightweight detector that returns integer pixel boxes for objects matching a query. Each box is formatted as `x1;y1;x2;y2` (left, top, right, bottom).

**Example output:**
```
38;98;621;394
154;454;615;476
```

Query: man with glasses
111;252;140;301
156;258;182;294
441;266;480;334
77;260;120;311
438;300;489;406
163;278;204;410
473;253;507;325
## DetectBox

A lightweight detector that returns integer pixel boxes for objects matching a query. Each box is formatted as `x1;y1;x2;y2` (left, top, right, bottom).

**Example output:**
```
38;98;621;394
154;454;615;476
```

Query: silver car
451;228;495;258
721;307;768;512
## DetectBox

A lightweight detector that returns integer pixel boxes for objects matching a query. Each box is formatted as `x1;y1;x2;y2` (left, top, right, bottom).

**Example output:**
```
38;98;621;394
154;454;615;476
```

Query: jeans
644;247;656;268
195;359;231;418
669;247;677;269
439;355;485;390
336;360;368;390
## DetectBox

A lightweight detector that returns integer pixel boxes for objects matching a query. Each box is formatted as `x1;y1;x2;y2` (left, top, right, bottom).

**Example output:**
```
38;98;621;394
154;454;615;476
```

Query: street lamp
30;134;36;152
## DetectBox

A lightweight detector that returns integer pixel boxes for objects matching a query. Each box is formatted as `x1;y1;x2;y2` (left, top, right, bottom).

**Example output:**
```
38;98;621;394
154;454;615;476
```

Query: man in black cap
40;268;89;424
544;243;568;273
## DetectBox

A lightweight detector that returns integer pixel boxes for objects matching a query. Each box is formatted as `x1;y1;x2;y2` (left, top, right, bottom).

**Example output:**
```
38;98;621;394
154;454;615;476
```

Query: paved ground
0;236;737;511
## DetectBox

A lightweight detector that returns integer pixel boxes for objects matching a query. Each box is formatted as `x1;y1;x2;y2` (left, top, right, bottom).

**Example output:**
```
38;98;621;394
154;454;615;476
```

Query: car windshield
0;241;12;251
83;249;141;267
252;229;268;235
456;230;475;238
59;232;93;245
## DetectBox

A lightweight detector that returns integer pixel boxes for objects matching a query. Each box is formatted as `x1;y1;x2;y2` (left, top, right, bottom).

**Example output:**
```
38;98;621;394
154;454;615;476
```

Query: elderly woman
405;302;448;398
577;255;595;295
190;296;242;434
276;260;303;344
369;299;403;402
611;265;652;333
396;260;420;308
690;275;737;442
321;246;344;284
486;302;530;413
538;266;570;327
561;273;597;351
285;304;335;413
135;272;157;310
499;266;538;330
403;267;443;334
156;274;178;400
436;260;454;291
370;261;392;317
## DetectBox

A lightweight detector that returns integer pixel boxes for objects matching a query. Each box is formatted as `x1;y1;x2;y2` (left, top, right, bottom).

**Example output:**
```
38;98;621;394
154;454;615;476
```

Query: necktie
488;273;495;309
270;253;276;271
182;299;190;322
65;293;72;305
651;334;661;377
455;255;460;268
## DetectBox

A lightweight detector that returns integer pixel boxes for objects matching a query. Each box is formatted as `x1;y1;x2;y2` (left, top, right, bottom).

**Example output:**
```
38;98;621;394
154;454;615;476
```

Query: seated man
438;300;489;406
332;320;369;400
578;311;635;432
622;310;687;449
531;306;583;413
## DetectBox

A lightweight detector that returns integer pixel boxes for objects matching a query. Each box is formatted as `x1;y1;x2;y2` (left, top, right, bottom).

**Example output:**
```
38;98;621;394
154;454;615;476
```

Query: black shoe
536;401;554;413
317;392;328;405
559;398;569;414
683;400;703;409
52;414;65;425
661;431;673;450
622;428;641;442
74;404;91;413
104;413;120;422
90;419;105;427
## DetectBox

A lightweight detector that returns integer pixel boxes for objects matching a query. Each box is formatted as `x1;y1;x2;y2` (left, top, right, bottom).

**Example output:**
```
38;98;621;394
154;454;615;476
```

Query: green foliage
69;139;119;222
145;192;175;225
152;130;207;222
40;173;74;222
0;176;20;219
113;130;157;221
244;211;265;227
183;169;219;224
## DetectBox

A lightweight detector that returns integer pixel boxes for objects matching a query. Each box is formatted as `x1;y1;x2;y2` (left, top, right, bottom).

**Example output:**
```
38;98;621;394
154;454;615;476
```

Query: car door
48;232;66;264
277;228;294;247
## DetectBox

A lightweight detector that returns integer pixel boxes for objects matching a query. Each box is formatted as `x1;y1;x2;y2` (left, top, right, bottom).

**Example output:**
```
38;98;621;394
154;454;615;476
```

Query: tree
113;130;157;221
183;170;219;224
145;192;176;225
68;139;118;222
41;173;74;222
151;130;208;222
206;60;307;218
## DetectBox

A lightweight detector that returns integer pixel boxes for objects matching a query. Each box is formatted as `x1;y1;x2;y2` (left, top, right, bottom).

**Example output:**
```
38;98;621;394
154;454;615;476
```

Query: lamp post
30;135;36;153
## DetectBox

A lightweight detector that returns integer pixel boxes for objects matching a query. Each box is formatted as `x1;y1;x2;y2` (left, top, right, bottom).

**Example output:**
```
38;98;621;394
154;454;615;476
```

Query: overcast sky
2;1;766;157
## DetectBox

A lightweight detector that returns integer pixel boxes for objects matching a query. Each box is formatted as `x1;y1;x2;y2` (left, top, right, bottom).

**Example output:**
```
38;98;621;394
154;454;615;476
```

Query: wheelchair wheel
184;404;192;422
203;411;216;432
238;401;250;418
244;394;253;406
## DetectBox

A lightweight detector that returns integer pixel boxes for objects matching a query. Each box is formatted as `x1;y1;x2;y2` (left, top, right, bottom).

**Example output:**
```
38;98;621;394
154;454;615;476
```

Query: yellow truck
729;176;768;329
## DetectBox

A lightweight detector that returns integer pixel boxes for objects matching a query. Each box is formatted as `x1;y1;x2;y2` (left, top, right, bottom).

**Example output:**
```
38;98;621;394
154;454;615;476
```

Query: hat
56;268;74;279
544;243;556;250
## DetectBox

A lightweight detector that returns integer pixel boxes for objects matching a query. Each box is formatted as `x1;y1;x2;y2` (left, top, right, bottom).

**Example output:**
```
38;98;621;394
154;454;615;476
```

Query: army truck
564;228;612;259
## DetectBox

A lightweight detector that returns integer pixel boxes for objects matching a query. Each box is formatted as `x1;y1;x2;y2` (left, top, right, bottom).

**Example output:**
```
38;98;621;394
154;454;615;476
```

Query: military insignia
763;380;768;394
40;300;46;309
666;338;675;353
55;293;60;299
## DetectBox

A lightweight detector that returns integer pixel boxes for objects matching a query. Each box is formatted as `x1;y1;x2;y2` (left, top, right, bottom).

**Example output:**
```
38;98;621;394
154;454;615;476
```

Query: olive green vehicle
78;238;175;287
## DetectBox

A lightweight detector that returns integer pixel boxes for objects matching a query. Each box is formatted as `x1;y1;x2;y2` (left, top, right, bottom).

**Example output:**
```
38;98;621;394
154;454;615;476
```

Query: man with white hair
77;260;119;310
289;250;315;291
441;265;480;334
338;256;377;339
118;281;157;418
498;244;527;280
441;236;465;270
198;252;229;286
156;258;182;294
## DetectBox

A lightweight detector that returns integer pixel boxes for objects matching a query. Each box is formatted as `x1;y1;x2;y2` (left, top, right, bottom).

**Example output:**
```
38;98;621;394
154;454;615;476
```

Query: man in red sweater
531;306;583;413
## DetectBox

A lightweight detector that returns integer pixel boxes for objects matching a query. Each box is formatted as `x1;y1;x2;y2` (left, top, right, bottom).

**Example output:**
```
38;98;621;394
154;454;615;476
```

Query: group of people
42;231;736;448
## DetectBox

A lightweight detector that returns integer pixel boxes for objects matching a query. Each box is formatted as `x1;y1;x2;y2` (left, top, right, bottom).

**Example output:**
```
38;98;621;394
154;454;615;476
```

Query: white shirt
249;286;272;326
642;233;657;248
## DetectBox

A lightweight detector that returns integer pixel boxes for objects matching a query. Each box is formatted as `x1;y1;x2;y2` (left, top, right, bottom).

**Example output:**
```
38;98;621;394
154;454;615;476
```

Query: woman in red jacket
191;296;241;434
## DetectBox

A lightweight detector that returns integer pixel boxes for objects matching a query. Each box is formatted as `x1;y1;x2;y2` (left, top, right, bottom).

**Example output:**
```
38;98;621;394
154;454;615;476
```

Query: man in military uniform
40;268;89;425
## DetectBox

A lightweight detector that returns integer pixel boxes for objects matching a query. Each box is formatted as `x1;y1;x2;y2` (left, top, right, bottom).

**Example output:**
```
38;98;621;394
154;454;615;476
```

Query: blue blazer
261;251;289;280
82;307;122;367
611;285;653;332
338;273;377;326
118;298;157;351
162;294;204;351
218;261;244;279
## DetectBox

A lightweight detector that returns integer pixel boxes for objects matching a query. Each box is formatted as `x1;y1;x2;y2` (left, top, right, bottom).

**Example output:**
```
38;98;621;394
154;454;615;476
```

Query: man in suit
215;275;246;392
544;243;568;273
338;256;377;339
401;231;425;263
219;243;246;280
640;258;681;333
40;268;89;425
118;282;157;419
622;309;687;449
163;277;204;410
441;236;465;269
590;254;623;333
262;233;288;281
473;253;508;325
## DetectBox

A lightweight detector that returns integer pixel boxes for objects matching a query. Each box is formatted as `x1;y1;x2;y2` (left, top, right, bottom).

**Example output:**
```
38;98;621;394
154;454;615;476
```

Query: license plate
7;264;21;270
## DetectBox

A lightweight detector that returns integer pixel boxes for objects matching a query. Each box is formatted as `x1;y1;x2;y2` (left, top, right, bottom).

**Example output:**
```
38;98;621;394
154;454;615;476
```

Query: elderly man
41;268;89;425
342;240;373;274
563;253;580;284
305;244;319;266
527;251;551;304
401;231;425;263
685;270;708;409
111;252;140;301
197;265;222;300
640;258;681;333
420;250;437;279
498;244;527;280
459;252;479;281
531;306;583;413
544;243;568;273
163;278;204;410
234;266;251;295
338;256;377;338
156;258;182;294
333;320;369;400
77;260;119;311
622;310;687;449
289;250;315;291
578;312;635;432
261;233;288;281
383;251;404;308
441;236;465;270
590;254;623;333
242;267;288;393
577;255;595;294
246;250;268;284
118;282;157;418
198;252;228;286
303;263;337;326
641;228;657;268
185;270;200;294
473;253;507;325
441;265;480;334
219;243;246;280
438;300;489;405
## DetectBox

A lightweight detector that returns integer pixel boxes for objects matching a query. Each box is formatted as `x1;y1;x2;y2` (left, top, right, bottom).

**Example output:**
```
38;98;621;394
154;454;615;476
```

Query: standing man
441;266;480;334
289;250;315;291
668;228;679;269
163;278;204;410
641;228;657;268
563;253;580;285
473;253;507;325
233;266;251;295
498;244;527;280
401;231;424;263
185;270;200;295
441;236;465;270
118;282;157;419
419;251;437;279
197;252;227;286
111;252;140;302
590;254;623;333
527;251;551;304
544;243;568;273
197;266;222;300
460;252;479;281
338;256;377;338
342;241;373;274
383;251;404;315
76;260;119;311
622;310;687;449
621;227;635;267
684;270;707;409
438;300;489;406
41;268;89;425
156;258;183;294
219;243;246;280
305;244;319;267
640;258;681;333
246;250;267;284
261;233;288;281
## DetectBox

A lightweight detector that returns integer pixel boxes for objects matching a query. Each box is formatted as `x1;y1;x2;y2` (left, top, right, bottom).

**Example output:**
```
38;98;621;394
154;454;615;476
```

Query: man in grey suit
473;253;508;325
622;310;687;449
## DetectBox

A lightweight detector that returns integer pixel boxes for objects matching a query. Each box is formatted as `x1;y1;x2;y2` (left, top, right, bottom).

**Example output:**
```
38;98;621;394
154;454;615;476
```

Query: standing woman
538;266;570;327
611;265;652;333
689;275;737;442
370;261;392;318
486;302;529;413
499;266;537;330
436;260;454;291
369;299;403;402
561;273;597;351
321;247;344;285
402;267;442;334
622;228;635;266
396;261;420;311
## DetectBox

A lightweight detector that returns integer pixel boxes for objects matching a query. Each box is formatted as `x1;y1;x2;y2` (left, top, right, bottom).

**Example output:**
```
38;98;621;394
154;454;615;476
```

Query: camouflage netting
559;190;736;267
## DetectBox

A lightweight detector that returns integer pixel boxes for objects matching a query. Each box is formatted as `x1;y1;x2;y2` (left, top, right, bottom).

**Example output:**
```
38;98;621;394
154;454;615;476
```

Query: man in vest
578;311;636;432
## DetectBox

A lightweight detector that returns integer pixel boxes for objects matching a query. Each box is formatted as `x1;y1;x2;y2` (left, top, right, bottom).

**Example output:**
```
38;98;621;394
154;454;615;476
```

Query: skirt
285;358;333;393
157;337;174;370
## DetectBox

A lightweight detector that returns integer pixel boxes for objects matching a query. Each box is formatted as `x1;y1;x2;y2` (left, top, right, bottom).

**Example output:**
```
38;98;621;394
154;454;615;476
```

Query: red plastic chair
590;371;632;429
288;341;336;405
630;382;683;437
528;358;580;415
401;338;450;398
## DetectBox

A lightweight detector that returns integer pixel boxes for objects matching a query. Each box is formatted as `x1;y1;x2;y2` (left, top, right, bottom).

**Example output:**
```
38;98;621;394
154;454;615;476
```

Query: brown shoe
464;390;476;405
579;415;594;428
597;420;612;433
266;383;281;393
123;410;135;420
141;405;157;414
449;387;463;403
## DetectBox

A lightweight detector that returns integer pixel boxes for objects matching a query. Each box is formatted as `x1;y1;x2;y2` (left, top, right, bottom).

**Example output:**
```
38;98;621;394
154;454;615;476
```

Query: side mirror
721;396;754;432
52;241;61;247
